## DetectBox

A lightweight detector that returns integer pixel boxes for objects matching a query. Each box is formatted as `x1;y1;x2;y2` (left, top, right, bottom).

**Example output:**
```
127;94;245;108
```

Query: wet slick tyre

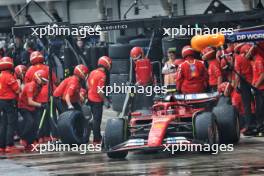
213;105;240;144
108;44;132;59
57;110;90;145
104;118;128;159
195;112;219;153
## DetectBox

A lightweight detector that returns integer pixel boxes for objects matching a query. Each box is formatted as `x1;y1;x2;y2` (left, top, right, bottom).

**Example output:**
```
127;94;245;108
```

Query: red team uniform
176;45;208;94
54;64;89;112
87;69;106;103
0;57;20;153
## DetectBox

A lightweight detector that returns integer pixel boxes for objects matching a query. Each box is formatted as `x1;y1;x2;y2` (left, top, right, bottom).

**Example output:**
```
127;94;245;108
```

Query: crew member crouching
53;64;89;112
218;82;254;132
25;51;57;142
18;70;48;151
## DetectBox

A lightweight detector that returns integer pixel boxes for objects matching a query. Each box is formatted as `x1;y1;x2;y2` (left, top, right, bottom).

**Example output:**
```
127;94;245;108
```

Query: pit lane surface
1;110;264;176
1;136;264;176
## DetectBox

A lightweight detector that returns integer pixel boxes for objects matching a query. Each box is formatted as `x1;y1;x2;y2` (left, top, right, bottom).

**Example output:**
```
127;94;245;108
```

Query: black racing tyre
57;110;90;145
129;38;160;46
110;74;129;87
112;93;127;112
129;38;163;61
53;55;64;81
217;96;231;106
88;46;108;70
110;59;130;74
104;118;128;159
90;46;99;70
84;47;91;69
64;46;77;75
116;36;138;44
108;44;133;59
98;46;108;58
213;105;240;144
195;112;219;146
109;74;129;112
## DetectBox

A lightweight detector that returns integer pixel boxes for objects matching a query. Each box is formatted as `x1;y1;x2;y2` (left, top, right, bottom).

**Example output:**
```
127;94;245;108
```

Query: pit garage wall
184;0;250;14
25;0;252;23
26;0;98;24
20;0;253;42
120;0;251;19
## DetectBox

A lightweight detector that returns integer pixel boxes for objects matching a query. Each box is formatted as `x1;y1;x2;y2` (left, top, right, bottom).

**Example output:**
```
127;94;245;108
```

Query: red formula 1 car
103;92;240;159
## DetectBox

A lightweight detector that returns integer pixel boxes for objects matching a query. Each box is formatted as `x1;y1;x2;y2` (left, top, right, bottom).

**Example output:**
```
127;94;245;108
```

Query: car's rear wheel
195;112;219;147
104;118;128;159
213;105;240;144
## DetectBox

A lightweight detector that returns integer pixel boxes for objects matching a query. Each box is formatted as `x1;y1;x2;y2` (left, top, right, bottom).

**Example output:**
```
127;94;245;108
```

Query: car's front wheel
104;118;128;159
213;105;240;144
194;112;219;150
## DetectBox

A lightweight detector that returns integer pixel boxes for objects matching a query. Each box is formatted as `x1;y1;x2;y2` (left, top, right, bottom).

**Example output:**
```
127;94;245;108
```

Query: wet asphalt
0;109;264;176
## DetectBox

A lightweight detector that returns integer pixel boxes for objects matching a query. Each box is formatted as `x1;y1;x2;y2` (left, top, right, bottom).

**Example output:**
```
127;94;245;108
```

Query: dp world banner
225;30;264;43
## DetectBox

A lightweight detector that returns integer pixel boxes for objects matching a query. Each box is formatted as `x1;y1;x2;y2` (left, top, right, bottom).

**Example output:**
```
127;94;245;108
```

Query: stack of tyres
109;44;132;112
109;43;132;74
98;45;108;59
89;46;98;70
84;45;108;71
84;47;91;70
53;55;64;82
64;46;78;77
63;45;109;77
116;36;139;44
110;74;129;112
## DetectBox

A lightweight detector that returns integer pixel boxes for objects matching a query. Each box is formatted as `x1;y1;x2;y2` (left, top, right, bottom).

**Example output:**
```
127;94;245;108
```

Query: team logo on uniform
190;64;197;77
